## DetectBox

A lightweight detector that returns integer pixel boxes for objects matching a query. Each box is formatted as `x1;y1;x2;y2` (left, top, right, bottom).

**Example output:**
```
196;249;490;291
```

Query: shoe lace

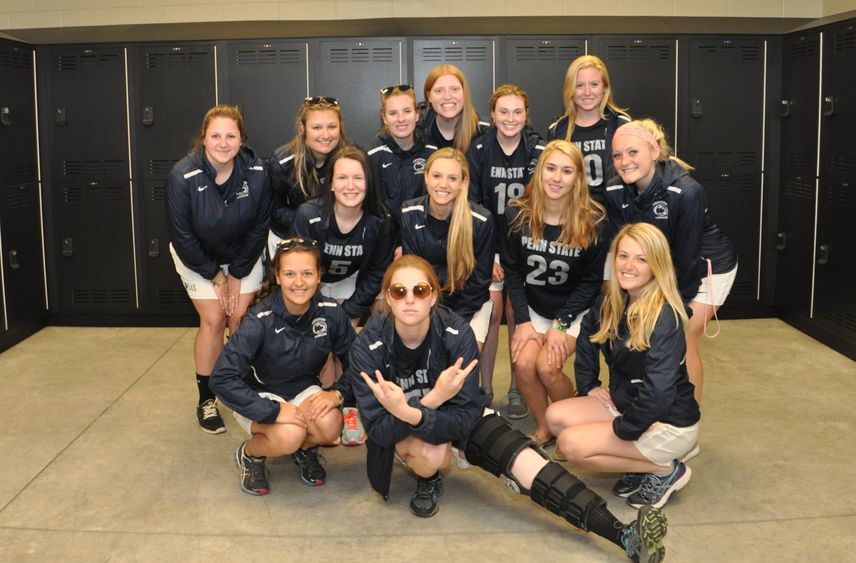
636;473;668;502
246;457;268;485
343;408;359;431
620;522;641;559
416;476;440;499
200;400;220;420
300;450;326;478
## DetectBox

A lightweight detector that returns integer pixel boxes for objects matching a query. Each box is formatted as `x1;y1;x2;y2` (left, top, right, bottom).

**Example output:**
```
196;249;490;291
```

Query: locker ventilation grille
821;307;856;334
328;47;393;63
789;37;819;59
5;162;38;185
64;184;125;202
63;160;125;176
696;151;759;171
827;182;856;208
71;289;131;304
158;290;191;305
783;179;814;200
730;281;753;298
422;46;488;62
6;185;37;209
0;48;32;70
829;155;856;179
145;51;210;69
513;45;581;62
832;29;856;52
58;53;121;71
149;159;177;177
151;185;166;201
695;44;759;61
784;152;814;173
605;44;671;61
236;49;301;65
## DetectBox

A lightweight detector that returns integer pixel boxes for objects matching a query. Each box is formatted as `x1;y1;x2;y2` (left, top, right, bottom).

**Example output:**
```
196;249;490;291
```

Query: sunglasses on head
380;84;414;96
387;282;434;301
276;237;317;251
305;96;339;107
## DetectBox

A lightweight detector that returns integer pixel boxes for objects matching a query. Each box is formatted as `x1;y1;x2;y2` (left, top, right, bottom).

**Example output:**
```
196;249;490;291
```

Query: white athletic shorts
170;243;263;300
232;385;323;434
469;299;493;344
692;263;738;308
528;307;587;338
604;403;699;467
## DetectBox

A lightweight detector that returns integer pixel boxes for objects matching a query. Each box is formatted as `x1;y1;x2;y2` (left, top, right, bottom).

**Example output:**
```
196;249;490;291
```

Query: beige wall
0;0;830;31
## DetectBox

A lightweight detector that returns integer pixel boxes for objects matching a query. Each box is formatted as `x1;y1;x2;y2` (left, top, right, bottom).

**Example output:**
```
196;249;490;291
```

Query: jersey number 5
526;255;569;286
327;259;351;276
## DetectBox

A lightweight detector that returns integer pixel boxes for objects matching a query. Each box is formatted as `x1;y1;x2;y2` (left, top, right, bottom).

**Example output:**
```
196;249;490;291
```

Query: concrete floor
0;319;854;562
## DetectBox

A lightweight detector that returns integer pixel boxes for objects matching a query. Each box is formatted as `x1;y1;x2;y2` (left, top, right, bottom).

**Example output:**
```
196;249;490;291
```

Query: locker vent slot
236;48;301;65
145;51;210;69
422;45;488;62
821;307;856;334
832;29;856;53
158;289;191;305
150;185;166;201
513;44;581;62
827;182;856;208
58;53;121;71
63;184;125;202
695;43;760;61
328;47;394;64
0;47;33;70
71;289;131;304
783;179;814;200
6;185;37;209
605;44;671;61
784;152;814;173
695;151;759;172
148;159;177;177
4;161;38;185
789;36;819;59
829;155;856;179
730;281;753;298
63;160;125;177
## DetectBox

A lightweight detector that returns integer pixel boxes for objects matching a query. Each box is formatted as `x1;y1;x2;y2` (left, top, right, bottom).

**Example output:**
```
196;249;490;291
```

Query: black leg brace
465;413;606;531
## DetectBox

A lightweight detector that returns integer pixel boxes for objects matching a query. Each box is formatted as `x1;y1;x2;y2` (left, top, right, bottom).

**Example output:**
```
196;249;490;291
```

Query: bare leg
514;339;551;441
687;300;717;404
395;435;452;478
191;299;227;375
479;289;504;395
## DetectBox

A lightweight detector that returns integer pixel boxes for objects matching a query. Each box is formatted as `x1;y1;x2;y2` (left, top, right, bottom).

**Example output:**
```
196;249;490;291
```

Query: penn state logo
413;158;426;174
235;180;250;199
652;200;669;219
312;317;328;338
527;158;538;177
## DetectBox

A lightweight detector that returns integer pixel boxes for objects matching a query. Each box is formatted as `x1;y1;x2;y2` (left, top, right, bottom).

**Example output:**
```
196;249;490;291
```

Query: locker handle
691;98;703;118
142;105;154;126
823;96;834;117
8;249;20;269
0;106;10;126
55;106;67;126
148;238;160;258
62;238;73;257
780;100;791;118
776;233;786;251
817;244;829;265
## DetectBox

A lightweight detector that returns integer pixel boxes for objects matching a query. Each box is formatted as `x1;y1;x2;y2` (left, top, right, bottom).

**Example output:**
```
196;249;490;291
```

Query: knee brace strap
466;413;545;486
530;461;606;531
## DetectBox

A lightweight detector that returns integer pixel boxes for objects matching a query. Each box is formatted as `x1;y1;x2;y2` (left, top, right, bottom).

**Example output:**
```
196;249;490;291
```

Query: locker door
412;38;495;121
47;46;135;313
220;41;308;159
815;23;856;338
684;38;765;306
0;43;38;187
776;33;820;319
132;44;215;313
1;183;46;328
316;39;404;148
502;38;585;138
590;36;677;143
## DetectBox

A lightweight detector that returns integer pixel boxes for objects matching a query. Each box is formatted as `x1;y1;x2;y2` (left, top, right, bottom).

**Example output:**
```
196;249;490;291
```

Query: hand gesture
360;370;415;423
433;357;479;405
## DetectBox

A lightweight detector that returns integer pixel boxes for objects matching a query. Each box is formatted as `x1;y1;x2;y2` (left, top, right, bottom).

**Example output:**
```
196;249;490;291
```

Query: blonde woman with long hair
546;223;701;510
500;140;607;447
399;148;494;348
548;55;629;204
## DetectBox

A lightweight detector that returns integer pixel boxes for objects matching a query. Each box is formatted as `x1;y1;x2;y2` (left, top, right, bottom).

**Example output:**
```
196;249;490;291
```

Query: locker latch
0;106;10;126
142;105;154;126
780;100;791;118
822;96;835;117
776;233;787;251
55;106;67;126
8;249;20;269
817;244;829;265
148;238;160;258
691;98;703;118
62;238;73;257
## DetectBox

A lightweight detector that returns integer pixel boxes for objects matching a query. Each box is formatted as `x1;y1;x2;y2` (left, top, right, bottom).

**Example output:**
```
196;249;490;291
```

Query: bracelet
332;390;345;407
551;321;567;333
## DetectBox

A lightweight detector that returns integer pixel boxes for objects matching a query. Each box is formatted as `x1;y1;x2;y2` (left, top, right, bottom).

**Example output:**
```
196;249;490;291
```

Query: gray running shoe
621;504;668;562
627;461;692;509
410;472;444;518
234;441;269;496
506;389;528;420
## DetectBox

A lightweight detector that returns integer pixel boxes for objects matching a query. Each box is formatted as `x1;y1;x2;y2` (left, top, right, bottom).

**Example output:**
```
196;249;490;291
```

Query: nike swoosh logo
275;327;285;334
382;163;393;168
414;224;425;229
198;185;208;192
621;203;630;208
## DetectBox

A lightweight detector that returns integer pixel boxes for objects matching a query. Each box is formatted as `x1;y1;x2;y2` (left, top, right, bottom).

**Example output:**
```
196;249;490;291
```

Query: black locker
131;44;215;313
315;39;405;148
45;45;136;313
412;38;496;122
814;23;856;338
776;33;820;319
684;38;766;306
1;183;46;328
0;43;38;187
220;41;308;159
590;36;677;144
502;37;586;138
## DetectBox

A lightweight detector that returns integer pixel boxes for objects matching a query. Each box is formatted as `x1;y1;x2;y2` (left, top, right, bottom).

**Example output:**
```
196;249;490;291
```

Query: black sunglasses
380;84;414;96
387;282;434;301
276;237;317;251
305;96;340;107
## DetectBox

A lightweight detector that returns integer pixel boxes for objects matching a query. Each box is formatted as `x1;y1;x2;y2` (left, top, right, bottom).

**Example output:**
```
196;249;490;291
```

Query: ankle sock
196;374;216;405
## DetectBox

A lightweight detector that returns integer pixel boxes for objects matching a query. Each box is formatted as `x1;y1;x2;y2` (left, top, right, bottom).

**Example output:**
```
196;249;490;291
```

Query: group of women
165;54;739;562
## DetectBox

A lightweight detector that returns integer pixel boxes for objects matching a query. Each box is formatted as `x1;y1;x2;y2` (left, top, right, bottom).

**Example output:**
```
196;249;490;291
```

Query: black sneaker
234;441;269;496
620;504;668;562
627;460;692;509
197;399;226;434
293;447;326;486
410;472;444;518
506;389;528;420
613;473;646;498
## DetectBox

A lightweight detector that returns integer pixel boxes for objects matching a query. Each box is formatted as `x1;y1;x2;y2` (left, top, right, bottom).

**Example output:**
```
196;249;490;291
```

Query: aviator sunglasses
304;96;340;107
276;237;317;251
387;282;434;301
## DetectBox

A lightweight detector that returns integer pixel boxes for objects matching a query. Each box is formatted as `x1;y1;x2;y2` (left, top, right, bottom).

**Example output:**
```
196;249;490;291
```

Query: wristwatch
332;389;345;407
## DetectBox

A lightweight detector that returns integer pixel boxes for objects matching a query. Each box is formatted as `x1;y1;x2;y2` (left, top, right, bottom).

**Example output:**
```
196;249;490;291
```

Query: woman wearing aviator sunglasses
210;237;355;495
268;96;346;257
351;256;669;561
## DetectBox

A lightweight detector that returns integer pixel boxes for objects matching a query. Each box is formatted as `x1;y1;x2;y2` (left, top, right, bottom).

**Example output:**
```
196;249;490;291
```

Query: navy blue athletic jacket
269;145;331;238
547;106;629;145
399;195;494;320
575;295;700;441
603;159;738;301
417;105;489;150
292;198;395;319
368;130;437;226
166;146;270;280
466;125;545;209
210;291;355;425
348;305;484;497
